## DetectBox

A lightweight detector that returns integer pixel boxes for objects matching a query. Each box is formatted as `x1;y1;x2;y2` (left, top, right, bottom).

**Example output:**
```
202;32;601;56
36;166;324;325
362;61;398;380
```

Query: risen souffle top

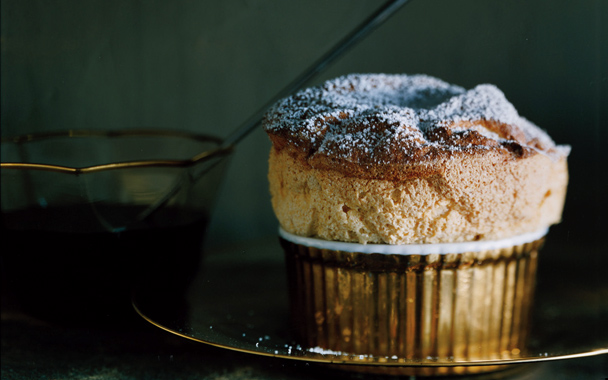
264;73;569;181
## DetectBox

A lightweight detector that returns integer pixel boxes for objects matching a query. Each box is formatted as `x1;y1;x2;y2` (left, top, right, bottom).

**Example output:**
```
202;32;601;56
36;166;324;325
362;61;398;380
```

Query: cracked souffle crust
264;74;569;244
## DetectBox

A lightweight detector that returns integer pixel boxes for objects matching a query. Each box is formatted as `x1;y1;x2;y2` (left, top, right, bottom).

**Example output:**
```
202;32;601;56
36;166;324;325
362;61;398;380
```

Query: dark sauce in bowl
1;205;207;328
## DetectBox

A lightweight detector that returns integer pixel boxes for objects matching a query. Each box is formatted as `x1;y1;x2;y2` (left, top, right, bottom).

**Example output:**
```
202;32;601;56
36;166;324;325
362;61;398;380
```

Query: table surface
2;238;607;380
2;309;607;380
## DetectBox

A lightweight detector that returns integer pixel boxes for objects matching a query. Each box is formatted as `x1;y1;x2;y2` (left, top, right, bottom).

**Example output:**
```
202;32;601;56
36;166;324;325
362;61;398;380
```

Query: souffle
263;73;569;375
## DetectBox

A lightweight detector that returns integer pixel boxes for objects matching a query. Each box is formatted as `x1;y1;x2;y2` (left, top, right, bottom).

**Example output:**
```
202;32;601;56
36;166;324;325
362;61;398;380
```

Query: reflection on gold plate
133;238;607;375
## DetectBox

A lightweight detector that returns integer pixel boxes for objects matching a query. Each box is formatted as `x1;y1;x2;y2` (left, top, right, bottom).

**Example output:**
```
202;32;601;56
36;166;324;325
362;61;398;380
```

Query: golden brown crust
264;74;569;182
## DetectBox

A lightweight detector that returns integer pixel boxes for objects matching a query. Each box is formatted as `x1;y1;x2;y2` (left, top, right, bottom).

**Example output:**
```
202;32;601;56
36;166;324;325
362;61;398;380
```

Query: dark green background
1;0;606;252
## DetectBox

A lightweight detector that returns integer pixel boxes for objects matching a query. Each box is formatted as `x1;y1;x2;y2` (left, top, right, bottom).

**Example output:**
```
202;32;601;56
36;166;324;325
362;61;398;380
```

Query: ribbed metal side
281;238;541;363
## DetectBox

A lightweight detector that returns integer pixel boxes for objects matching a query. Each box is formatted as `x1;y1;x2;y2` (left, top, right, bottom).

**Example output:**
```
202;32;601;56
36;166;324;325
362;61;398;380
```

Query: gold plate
133;238;607;372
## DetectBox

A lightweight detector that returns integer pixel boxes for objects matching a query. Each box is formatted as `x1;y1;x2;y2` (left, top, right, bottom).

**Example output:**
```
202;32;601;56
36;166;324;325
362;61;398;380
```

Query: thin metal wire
221;0;412;148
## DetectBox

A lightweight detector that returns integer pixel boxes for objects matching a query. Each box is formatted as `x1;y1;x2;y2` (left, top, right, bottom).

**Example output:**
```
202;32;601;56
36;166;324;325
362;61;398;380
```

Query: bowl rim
1;129;233;174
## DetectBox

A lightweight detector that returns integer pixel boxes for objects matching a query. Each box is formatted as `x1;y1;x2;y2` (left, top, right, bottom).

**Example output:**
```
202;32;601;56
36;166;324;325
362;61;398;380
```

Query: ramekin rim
278;227;548;255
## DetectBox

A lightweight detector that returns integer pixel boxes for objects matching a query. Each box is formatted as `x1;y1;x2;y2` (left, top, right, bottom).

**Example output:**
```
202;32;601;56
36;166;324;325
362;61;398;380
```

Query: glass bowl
1;129;233;327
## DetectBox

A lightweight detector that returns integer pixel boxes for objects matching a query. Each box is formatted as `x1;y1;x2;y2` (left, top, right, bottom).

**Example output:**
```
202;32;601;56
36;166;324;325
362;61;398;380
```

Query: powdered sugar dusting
307;346;349;356
264;74;569;165
423;84;519;126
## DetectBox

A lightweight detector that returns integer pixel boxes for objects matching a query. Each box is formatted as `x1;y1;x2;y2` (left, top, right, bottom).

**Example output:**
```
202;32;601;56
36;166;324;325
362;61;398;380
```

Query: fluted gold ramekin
279;228;545;375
